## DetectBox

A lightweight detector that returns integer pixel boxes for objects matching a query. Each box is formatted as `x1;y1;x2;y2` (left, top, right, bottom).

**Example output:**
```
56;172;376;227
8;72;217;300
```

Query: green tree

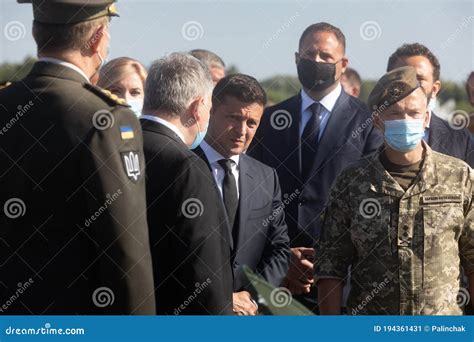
0;56;36;84
260;75;300;105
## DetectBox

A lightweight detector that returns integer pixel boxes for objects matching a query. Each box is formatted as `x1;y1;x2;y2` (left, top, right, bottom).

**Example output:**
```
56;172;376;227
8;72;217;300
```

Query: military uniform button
399;249;413;261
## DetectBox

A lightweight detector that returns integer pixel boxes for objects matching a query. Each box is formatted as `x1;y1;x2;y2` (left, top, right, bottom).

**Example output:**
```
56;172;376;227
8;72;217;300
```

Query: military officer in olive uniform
316;66;474;315
0;0;155;314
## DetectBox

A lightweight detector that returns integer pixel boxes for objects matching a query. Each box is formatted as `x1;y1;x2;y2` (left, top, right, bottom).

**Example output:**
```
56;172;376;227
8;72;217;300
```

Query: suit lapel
428;114;449;152
275;94;303;180
236;155;254;253
193;145;234;251
292;94;303;178
311;90;355;172
193;146;212;172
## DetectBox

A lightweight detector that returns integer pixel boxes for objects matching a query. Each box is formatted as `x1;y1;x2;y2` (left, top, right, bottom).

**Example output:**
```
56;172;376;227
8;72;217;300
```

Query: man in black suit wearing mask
248;22;382;311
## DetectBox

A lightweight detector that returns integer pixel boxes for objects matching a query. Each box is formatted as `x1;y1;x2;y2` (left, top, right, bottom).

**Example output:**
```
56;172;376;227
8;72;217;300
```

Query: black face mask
297;58;340;92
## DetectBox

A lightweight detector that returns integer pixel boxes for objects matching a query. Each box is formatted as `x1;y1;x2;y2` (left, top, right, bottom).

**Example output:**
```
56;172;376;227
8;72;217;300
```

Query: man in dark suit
194;74;290;315
386;43;474;167
248;22;382;310
0;0;155;314
140;53;233;315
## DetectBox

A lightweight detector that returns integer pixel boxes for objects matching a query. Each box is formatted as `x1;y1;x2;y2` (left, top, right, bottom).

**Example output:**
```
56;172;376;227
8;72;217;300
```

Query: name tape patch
421;194;462;204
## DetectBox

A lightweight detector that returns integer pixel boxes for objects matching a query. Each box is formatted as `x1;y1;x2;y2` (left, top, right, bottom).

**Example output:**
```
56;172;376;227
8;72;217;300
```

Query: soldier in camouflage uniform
315;66;474;315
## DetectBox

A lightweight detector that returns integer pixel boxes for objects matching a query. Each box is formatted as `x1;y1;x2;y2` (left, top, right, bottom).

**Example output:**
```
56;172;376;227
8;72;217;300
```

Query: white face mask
96;30;110;71
97;51;108;70
127;98;144;117
428;96;437;112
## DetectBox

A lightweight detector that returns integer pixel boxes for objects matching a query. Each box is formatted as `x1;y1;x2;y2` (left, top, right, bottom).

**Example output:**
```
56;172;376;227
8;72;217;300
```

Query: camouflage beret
18;0;119;25
367;66;420;114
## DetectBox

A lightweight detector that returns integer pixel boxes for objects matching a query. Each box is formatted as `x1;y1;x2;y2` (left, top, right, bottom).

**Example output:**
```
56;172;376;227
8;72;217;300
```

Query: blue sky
0;0;472;82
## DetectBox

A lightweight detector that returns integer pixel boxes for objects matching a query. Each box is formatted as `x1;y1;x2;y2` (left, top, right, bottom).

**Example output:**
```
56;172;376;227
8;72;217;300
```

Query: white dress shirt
38;57;90;83
200;140;240;199
140;115;186;143
299;82;342;140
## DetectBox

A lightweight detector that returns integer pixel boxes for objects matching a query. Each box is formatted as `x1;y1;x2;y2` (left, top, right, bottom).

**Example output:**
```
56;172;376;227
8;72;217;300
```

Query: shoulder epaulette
83;83;129;107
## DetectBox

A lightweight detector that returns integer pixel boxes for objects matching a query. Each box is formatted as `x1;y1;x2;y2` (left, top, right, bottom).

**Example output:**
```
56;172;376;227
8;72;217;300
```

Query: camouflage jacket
315;142;474;315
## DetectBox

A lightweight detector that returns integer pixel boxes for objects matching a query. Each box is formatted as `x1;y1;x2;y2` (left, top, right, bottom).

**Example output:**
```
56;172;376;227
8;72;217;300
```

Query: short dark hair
212;74;267;108
343;67;361;85
32;17;108;53
298;22;346;53
189;49;225;69
386;43;441;81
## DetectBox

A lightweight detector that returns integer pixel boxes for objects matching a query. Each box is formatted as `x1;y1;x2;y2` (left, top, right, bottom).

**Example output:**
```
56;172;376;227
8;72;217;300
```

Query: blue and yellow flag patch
120;126;134;140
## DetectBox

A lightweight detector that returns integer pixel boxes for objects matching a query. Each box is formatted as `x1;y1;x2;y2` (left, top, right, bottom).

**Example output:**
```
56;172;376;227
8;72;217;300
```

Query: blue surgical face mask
384;119;425;152
127;98;143;117
190;120;208;149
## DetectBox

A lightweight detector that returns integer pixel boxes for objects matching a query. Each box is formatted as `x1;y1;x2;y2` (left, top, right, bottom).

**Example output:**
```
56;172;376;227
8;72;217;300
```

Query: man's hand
233;291;258;316
283;247;315;295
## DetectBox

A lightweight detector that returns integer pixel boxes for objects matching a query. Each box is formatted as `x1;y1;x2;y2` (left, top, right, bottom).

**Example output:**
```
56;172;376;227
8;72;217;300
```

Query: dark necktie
218;159;238;229
301;102;322;180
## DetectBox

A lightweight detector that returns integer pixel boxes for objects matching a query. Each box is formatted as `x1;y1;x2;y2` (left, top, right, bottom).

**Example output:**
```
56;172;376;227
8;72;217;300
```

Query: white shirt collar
300;82;342;113
140;114;186;143
200;140;240;166
426;109;432;128
37;57;90;83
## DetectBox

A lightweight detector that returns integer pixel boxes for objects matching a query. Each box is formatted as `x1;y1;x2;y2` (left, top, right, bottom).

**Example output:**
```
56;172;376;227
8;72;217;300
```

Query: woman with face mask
97;57;147;117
